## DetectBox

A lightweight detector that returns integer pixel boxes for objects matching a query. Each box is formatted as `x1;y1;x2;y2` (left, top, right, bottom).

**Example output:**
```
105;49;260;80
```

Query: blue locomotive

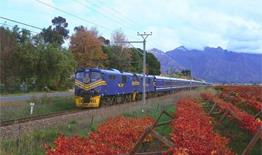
74;68;207;108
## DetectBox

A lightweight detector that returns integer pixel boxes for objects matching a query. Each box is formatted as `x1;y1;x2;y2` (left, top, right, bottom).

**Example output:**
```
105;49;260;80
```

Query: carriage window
147;78;151;84
109;75;115;80
133;75;139;81
122;76;127;83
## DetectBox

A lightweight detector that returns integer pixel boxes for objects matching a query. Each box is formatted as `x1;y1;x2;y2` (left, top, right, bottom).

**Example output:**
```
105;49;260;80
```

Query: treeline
0;16;160;93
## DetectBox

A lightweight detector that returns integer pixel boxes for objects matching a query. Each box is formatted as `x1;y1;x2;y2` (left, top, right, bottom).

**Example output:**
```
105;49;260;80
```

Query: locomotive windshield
90;72;102;82
76;71;90;83
76;72;84;79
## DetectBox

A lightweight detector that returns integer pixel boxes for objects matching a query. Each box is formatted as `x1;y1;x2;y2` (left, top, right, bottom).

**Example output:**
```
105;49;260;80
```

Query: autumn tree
106;30;132;71
70;27;107;68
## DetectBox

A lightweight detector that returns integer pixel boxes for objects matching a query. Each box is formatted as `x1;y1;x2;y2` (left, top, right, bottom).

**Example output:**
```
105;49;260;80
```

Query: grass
0;89;73;96
0;95;76;122
0;98;177;155
214;117;261;155
201;101;261;155
0;120;98;155
123;103;176;136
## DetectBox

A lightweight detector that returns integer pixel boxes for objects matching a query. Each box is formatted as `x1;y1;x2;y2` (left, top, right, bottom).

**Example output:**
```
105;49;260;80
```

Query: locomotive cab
75;69;106;108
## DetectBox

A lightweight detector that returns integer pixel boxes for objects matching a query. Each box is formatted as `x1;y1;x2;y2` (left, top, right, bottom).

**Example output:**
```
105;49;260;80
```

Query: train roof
77;68;206;83
155;75;205;83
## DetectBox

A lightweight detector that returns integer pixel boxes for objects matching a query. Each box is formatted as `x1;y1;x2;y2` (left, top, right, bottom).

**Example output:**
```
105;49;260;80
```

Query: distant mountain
150;48;184;73
149;46;262;83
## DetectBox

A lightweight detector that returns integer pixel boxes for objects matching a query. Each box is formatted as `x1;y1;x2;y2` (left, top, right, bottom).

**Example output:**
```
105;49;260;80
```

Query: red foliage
201;93;261;134
46;116;154;155
217;86;262;111
168;99;234;155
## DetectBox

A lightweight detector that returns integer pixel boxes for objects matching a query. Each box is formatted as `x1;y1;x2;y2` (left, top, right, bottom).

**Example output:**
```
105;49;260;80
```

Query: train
74;68;208;108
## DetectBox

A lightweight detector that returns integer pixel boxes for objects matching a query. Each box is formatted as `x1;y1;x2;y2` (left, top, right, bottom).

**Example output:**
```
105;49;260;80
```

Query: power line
36;0;160;50
0;22;39;34
35;0;113;32
91;0;137;28
73;0;134;31
0;16;42;30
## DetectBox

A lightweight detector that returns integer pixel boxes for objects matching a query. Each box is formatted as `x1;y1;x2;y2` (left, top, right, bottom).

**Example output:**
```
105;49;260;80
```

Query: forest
0;16;160;93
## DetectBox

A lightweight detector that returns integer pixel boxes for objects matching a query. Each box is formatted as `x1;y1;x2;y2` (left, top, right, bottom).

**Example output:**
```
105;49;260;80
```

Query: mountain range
149;46;262;84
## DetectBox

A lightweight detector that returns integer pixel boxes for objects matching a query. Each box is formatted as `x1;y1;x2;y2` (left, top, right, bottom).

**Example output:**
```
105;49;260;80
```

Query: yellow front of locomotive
74;69;106;108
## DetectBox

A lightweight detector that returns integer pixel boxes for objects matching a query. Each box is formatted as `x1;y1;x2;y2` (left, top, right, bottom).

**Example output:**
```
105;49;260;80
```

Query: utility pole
115;32;152;112
137;32;152;112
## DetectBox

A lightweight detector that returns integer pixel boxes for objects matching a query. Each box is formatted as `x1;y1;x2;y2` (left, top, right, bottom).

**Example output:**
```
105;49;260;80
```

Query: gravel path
0;90;201;140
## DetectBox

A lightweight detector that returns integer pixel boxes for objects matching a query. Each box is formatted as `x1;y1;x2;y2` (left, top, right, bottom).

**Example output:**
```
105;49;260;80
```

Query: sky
1;0;262;53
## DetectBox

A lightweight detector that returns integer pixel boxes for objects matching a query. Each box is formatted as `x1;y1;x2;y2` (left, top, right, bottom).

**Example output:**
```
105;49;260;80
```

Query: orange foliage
70;28;107;68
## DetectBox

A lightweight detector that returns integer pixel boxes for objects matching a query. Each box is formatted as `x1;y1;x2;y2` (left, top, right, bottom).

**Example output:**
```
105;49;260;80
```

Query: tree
98;36;110;46
41;16;69;46
181;70;191;77
146;52;161;75
111;29;128;46
36;44;75;90
0;27;18;91
106;30;132;71
70;27;107;68
129;48;143;73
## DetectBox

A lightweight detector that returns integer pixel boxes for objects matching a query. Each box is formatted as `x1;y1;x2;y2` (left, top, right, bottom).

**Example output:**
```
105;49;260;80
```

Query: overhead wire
90;0;162;50
0;16;42;30
90;0;138;28
35;0;113;32
72;0;135;31
2;1;161;50
0;22;39;34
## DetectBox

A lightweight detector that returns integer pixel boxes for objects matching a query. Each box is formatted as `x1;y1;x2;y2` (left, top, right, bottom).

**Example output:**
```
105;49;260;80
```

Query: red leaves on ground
201;93;261;134
46;116;154;155
168;99;234;155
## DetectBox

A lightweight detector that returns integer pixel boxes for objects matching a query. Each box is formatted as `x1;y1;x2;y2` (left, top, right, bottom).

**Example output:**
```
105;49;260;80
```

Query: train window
90;72;102;81
147;78;151;84
122;75;127;83
133;75;139;81
83;74;90;83
109;75;115;80
76;72;84;79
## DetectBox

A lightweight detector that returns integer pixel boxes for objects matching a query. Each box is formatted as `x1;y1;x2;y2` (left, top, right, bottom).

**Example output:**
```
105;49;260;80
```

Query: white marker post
30;102;35;115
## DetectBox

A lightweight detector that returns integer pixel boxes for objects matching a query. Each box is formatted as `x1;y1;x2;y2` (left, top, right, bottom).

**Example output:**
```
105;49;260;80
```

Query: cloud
109;0;262;53
2;0;262;53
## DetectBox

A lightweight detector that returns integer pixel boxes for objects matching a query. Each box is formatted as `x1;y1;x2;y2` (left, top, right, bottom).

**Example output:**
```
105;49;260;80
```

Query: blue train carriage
154;76;190;92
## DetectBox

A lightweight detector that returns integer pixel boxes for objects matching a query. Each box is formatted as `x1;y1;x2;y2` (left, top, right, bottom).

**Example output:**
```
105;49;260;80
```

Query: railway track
0;109;86;127
0;89;198;127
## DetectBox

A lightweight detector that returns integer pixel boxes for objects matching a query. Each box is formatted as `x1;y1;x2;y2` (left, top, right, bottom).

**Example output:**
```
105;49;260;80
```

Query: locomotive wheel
101;97;113;106
116;96;123;104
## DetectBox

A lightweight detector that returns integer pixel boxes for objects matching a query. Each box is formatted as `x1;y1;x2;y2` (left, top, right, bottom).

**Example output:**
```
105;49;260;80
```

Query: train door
153;76;157;91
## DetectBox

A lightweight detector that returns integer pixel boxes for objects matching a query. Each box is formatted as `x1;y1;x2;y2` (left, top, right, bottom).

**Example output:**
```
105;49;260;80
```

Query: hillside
149;46;262;83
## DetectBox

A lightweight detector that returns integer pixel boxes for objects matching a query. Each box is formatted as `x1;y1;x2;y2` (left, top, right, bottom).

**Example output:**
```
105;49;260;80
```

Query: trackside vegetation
0;16;160;94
